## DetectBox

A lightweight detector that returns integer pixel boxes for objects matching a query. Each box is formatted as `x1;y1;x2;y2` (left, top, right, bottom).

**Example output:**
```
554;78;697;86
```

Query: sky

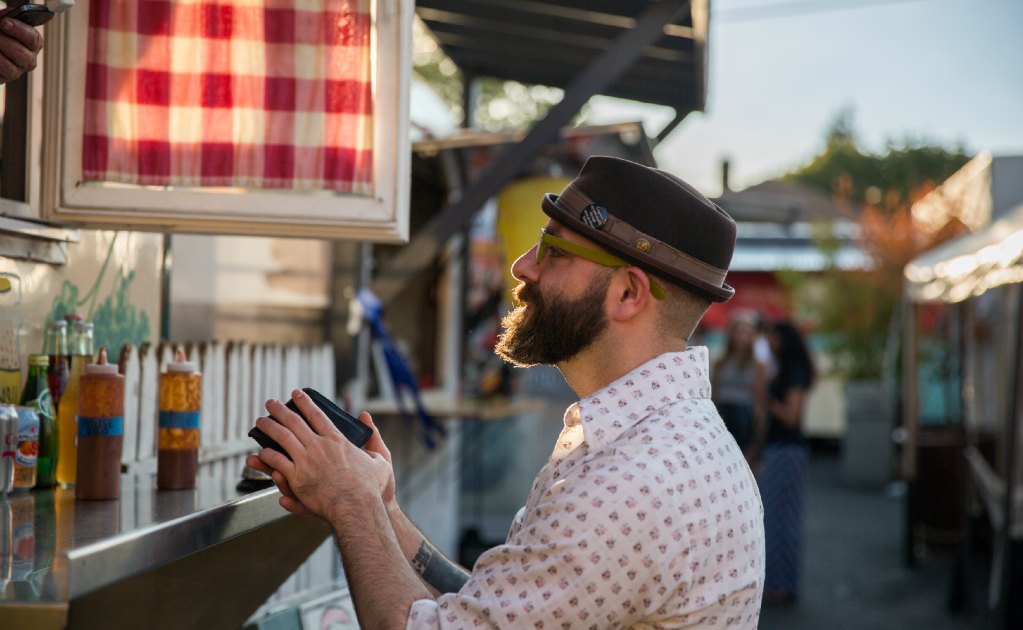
586;0;1023;198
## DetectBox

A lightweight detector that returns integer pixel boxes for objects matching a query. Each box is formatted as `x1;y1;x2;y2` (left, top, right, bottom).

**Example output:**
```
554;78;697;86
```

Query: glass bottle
19;354;56;487
158;349;201;490
56;318;94;488
43;321;70;414
75;347;124;500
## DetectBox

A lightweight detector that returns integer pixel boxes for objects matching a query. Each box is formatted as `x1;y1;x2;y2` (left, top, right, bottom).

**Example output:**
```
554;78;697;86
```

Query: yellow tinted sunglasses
535;230;666;300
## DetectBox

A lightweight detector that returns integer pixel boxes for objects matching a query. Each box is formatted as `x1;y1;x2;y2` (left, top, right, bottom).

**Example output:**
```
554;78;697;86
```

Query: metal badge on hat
579;204;608;229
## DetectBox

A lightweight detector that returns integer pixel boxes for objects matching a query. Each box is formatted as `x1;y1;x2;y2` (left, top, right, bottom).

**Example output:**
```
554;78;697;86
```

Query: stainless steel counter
0;475;330;628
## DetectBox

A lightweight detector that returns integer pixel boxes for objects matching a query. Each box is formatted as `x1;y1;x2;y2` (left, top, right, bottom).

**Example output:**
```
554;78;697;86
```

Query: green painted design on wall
48;233;151;363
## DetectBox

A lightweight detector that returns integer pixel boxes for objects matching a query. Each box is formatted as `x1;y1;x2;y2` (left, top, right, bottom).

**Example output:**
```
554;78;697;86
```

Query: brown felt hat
541;156;736;302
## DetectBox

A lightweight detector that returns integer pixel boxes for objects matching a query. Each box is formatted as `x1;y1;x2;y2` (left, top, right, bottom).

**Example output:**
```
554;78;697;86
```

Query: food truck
0;1;712;626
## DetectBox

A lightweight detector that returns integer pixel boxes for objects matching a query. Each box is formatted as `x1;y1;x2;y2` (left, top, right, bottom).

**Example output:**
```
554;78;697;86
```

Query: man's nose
510;245;540;284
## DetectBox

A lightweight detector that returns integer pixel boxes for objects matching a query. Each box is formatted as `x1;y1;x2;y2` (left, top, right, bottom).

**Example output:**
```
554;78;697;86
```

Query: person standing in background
760;320;815;605
0;12;44;84
753;312;776;380
711;312;766;462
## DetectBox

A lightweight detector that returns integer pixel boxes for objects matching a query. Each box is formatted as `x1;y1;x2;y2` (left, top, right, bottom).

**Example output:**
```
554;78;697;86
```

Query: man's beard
495;272;611;368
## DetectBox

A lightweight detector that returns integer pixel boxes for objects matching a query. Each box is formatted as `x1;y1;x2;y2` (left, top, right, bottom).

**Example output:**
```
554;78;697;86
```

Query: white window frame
40;0;412;242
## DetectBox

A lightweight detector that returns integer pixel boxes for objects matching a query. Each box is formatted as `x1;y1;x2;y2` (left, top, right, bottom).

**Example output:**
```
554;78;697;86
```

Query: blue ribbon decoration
357;288;446;449
159;410;201;430
78;416;124;437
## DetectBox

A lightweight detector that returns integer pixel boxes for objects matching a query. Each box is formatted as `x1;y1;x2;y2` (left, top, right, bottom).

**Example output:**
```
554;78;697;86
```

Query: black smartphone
248;388;372;460
3;4;54;27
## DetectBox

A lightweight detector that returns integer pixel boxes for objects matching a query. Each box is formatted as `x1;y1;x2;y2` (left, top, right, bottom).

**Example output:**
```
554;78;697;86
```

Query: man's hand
0;16;44;84
359;411;397;509
245;390;394;524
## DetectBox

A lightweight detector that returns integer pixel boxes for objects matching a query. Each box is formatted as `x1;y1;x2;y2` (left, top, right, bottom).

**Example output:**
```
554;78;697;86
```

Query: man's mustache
512;281;539;307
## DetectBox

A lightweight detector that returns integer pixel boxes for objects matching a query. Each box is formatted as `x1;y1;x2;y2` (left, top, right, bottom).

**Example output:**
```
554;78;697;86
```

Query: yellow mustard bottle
157;349;201;490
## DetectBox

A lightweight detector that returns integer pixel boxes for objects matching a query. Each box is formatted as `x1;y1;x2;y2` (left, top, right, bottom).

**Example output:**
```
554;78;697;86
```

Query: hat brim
541;193;735;303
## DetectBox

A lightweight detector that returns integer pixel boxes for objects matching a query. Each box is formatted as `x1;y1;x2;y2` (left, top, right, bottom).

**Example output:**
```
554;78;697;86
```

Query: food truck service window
41;0;412;241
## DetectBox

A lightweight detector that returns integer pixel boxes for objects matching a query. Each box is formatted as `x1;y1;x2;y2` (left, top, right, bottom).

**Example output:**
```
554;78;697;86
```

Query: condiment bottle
43;321;69;413
56;318;94;488
12;406;39;490
20;354;56;487
158;349;201;490
75;347;124;500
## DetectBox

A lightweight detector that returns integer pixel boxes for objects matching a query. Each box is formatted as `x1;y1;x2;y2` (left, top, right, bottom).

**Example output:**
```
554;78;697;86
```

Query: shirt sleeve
405;456;665;629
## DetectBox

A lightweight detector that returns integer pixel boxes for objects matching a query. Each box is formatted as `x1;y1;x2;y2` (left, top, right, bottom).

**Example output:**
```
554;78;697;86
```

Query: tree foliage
786;108;971;216
412;18;576;133
781;109;971;379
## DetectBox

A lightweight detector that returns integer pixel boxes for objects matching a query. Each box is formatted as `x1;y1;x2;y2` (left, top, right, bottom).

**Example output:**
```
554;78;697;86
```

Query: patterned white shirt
407;348;764;629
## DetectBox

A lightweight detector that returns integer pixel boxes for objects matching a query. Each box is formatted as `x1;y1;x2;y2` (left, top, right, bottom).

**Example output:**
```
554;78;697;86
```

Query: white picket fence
117;340;342;613
118;340;335;475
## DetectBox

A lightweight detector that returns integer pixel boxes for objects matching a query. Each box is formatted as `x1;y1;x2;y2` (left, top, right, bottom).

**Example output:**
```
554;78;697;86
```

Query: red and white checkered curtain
83;0;374;194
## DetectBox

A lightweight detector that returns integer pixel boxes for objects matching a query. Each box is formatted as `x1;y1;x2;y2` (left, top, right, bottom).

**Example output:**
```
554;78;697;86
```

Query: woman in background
760;320;816;605
712;313;766;461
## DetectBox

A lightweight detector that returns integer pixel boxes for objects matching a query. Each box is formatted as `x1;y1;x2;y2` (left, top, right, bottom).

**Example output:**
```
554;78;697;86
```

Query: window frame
40;0;412;242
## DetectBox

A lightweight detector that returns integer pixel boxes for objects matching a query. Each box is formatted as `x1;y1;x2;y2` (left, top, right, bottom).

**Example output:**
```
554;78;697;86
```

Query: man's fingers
264;398;317;447
254;440;295;475
358;411;392;463
270;470;314;517
0;56;20;83
3;18;44;52
279;494;314;517
270;469;300;500
245;454;273;476
0;31;36;77
288;389;340;439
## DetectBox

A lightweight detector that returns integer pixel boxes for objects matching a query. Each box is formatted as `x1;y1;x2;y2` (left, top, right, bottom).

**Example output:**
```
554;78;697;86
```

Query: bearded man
247;156;765;629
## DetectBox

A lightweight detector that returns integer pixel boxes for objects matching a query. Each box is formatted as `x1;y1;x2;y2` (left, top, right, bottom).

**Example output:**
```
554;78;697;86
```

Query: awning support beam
371;0;690;305
655;109;689;145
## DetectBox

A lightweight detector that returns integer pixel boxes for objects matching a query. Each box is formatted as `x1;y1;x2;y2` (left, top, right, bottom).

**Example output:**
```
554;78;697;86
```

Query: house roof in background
415;0;709;114
715;178;856;224
715;178;867;272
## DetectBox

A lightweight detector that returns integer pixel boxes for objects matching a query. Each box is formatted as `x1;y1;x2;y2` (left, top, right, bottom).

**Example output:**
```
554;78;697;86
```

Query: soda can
0;403;17;494
12;406;39;490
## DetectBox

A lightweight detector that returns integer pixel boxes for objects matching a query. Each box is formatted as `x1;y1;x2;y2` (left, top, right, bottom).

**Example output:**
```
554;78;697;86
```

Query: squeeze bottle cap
167;348;198;373
85;347;119;375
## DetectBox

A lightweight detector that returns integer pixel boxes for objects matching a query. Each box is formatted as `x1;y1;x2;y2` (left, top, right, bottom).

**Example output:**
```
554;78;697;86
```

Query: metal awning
372;1;708;305
416;0;709;115
904;203;1023;304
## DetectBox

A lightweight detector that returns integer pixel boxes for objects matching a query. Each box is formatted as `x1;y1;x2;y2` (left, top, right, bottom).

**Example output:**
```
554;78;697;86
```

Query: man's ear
608;267;652;321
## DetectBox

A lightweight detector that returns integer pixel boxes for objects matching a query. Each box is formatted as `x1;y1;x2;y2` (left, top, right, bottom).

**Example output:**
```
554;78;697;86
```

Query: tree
780;110;971;379
786;107;971;216
412;18;579;133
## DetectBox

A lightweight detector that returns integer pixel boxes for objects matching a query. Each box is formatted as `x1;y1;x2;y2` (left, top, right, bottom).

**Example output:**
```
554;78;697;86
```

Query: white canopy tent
906;203;1023;304
903;203;1023;628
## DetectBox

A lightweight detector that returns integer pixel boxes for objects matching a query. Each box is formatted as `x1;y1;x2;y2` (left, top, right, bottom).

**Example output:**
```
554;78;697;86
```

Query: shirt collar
574;347;712;450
